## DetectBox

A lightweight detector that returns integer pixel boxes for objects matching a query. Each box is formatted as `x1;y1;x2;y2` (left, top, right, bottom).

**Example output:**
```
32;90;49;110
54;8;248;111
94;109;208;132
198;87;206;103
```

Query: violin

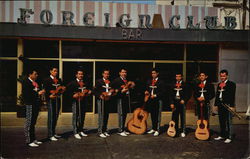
127;91;149;135
49;86;66;99
73;89;89;100
195;101;209;140
114;81;135;95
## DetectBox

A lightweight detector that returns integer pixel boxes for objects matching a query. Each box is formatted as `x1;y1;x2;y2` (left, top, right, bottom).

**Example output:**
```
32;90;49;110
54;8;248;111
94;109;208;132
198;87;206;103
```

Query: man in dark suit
94;69;114;138
214;69;236;144
43;67;65;141
145;68;165;136
22;69;45;147
67;69;92;139
170;73;190;137
111;68;135;137
194;72;215;123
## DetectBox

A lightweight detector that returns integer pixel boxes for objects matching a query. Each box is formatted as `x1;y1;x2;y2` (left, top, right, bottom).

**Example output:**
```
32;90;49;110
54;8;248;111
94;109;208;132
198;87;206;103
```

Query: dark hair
75;69;84;75
119;68;127;72
175;72;182;76
102;69;110;73
50;67;58;71
151;68;159;73
199;71;207;76
220;69;228;75
27;69;37;76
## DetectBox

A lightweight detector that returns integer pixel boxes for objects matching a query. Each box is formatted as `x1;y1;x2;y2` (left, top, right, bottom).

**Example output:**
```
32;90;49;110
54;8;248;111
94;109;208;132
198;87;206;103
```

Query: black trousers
146;99;162;131
72;99;87;134
171;100;186;133
218;103;233;139
97;99;110;134
24;102;40;144
47;98;61;137
117;96;129;132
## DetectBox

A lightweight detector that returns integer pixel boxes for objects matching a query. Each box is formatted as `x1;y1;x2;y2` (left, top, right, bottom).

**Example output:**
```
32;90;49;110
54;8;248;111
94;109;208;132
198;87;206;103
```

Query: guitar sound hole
199;123;205;129
137;115;144;120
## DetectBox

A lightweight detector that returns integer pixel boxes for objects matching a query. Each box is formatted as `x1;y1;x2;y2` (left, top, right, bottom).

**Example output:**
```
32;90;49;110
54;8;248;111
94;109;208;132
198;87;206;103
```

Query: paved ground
1;125;249;159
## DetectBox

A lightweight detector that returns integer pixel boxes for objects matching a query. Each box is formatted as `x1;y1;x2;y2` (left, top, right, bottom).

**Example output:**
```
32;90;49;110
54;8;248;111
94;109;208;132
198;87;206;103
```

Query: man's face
176;74;182;81
199;73;207;82
76;71;84;80
30;71;38;81
220;72;228;82
102;71;110;80
151;71;159;79
119;69;127;78
50;68;58;77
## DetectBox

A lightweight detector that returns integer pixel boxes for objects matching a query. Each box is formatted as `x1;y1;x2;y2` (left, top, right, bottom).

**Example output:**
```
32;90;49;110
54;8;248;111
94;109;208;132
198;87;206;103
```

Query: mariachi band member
43;67;65;141
194;72;215;125
94;69;114;138
112;68;135;136
214;70;236;144
22;69;45;147
169;73;190;137
145;68;165;136
67;69;92;139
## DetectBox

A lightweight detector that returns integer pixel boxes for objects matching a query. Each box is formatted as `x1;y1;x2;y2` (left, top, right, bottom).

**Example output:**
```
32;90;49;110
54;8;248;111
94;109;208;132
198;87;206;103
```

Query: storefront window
0;60;17;112
62;41;184;60
0;39;17;57
187;44;218;61
24;40;59;58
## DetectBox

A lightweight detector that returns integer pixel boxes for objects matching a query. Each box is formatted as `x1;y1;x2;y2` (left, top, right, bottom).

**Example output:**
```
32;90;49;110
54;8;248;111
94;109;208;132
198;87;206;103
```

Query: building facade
0;1;249;113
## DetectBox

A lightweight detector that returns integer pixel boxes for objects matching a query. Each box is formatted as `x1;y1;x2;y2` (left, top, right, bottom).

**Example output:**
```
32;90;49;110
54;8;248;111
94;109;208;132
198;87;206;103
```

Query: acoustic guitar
127;92;149;135
167;120;176;137
195;102;209;140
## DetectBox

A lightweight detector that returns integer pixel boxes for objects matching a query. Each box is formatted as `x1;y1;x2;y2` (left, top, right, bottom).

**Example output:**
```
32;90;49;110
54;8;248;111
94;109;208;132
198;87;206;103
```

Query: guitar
195;102;209;140
167;120;176;137
127;92;149;135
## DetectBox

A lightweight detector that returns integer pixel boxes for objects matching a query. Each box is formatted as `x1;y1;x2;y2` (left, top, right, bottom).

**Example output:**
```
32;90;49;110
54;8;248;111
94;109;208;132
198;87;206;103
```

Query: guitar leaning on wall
195;102;210;140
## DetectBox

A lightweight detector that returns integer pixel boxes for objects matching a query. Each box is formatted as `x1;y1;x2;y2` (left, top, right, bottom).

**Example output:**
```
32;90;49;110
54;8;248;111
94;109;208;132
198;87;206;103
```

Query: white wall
219;44;249;112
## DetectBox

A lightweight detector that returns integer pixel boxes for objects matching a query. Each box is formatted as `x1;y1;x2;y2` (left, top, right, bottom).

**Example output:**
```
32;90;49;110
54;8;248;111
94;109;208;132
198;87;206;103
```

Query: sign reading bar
17;8;237;30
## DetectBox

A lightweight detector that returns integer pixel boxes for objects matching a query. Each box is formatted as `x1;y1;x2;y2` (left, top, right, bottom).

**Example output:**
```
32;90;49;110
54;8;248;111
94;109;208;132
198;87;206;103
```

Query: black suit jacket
43;76;63;99
145;78;165;100
22;78;40;105
94;78;112;99
169;81;190;104
215;80;236;107
111;77;131;99
66;79;91;100
194;81;215;103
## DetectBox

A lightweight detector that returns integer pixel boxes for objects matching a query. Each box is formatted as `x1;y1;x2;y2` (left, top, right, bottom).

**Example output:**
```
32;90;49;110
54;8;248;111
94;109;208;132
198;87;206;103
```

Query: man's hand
170;104;175;110
73;93;79;99
197;97;205;102
180;100;185;104
121;88;128;93
38;89;45;95
49;94;57;99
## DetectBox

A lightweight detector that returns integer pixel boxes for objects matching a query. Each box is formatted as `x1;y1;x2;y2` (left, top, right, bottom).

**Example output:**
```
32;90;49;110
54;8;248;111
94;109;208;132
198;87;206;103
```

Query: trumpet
221;103;243;120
